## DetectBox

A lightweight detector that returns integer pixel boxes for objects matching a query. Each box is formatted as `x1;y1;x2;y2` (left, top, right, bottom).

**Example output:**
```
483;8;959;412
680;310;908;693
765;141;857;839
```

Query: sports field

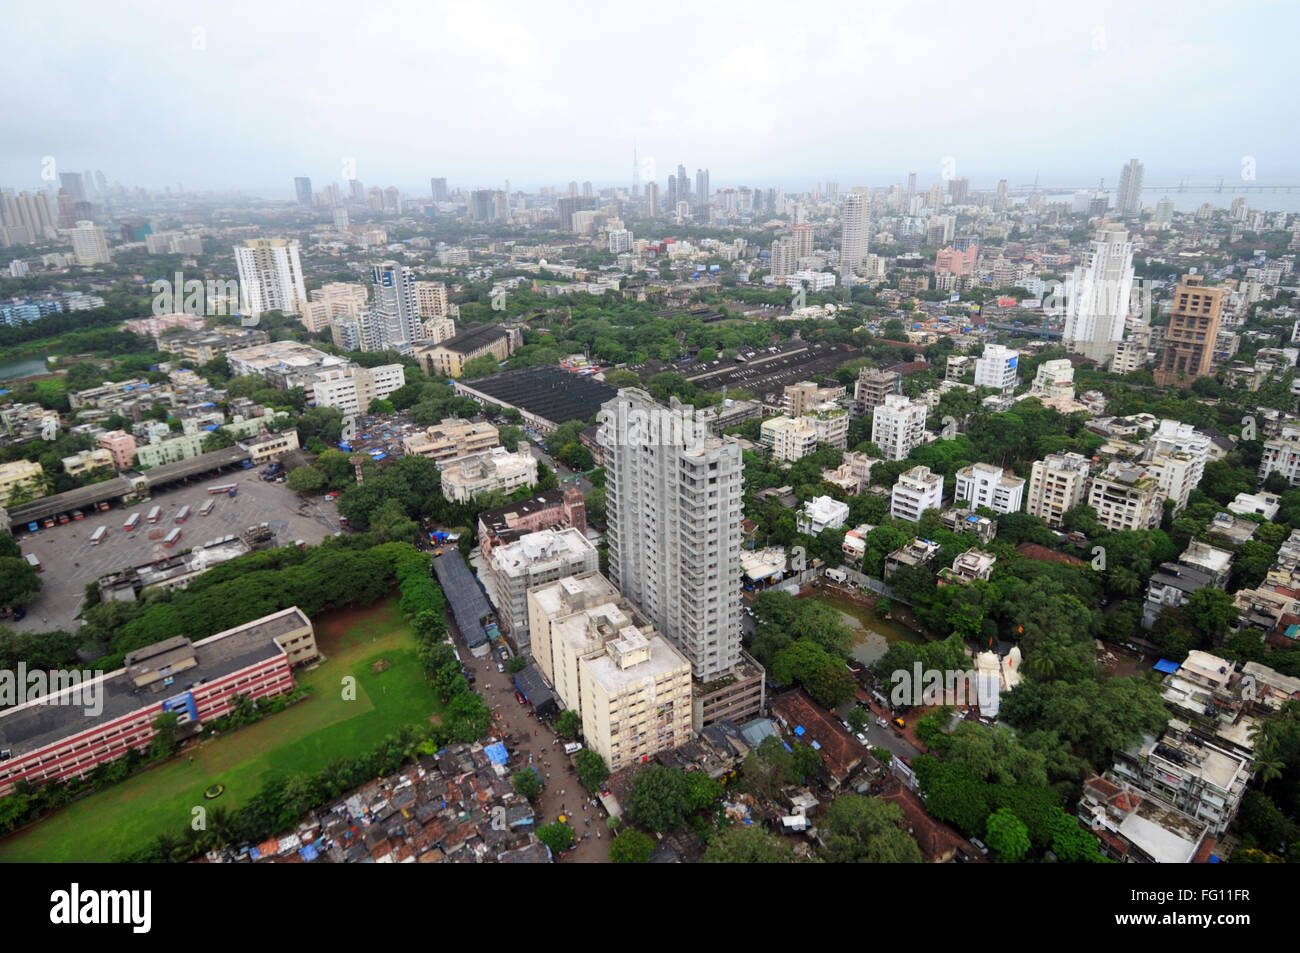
0;597;441;862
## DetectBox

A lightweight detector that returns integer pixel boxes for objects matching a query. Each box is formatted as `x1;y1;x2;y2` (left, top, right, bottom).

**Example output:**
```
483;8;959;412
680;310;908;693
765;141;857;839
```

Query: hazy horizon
4;0;1298;195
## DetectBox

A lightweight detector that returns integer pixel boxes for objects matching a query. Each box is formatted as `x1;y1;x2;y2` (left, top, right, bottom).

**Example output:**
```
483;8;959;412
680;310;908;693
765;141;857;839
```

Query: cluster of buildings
212;742;551;864
1082;649;1300;863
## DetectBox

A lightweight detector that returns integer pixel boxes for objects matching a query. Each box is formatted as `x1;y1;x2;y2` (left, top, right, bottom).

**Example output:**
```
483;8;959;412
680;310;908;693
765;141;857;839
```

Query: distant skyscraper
1154;197;1175;229
349;179;366;203
471;189;494;222
695;169;709;210
645;181;659;217
234;238;308;317
770;237;796;278
906;171;917;200
582;181;593;199
839;192;869;281
369;261;421;351
294;177;313;206
430;177;448;203
69;220;110;265
631;143;640;197
59;172;86;204
1117;159;1144;216
1063;222;1134;366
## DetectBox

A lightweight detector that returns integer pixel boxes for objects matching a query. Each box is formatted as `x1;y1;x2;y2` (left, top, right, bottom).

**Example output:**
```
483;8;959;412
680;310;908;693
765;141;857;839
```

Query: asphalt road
525;443;592;496
461;642;610;862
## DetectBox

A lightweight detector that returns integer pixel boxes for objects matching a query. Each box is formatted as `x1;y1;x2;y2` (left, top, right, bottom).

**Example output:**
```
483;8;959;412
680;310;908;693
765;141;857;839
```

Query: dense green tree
985;808;1031;862
625;765;691;832
609;828;656;863
512;767;542;801
821;794;923;863
536;822;574;855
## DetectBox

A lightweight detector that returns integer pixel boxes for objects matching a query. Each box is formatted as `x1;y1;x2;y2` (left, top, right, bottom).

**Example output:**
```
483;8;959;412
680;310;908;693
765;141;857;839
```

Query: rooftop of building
770;689;868;781
459;365;617;427
0;607;309;760
490;527;595;575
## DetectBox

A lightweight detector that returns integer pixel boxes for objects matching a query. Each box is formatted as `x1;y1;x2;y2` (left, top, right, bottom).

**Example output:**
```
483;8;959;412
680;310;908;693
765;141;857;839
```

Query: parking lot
12;468;342;634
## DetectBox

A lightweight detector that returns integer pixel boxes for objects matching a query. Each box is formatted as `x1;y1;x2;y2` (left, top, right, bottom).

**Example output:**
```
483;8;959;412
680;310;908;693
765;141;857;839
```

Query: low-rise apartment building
482;528;598;654
954;462;1024;514
402;418;499;464
528;573;693;772
439;444;538;503
1087;462;1165;532
891;466;944;522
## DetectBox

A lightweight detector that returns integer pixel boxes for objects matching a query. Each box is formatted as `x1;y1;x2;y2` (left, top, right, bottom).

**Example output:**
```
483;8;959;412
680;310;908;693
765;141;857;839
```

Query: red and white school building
0;606;318;797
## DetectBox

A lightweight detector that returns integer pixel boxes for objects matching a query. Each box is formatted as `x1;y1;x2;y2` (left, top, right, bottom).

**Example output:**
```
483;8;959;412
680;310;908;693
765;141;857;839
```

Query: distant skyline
4;0;1297;195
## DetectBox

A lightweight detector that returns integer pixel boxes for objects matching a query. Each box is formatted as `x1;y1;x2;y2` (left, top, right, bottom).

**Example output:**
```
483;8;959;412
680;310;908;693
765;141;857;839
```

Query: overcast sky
4;0;1295;197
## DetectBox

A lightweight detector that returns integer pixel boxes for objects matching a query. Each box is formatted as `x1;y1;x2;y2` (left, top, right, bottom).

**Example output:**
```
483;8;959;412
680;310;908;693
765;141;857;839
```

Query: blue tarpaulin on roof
794;724;805;736
1153;658;1181;674
485;742;508;764
204;424;218;431
299;843;318;861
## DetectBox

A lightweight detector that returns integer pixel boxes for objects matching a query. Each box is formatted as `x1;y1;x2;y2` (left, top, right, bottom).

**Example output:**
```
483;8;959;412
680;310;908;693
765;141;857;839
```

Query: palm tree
1108;566;1142;599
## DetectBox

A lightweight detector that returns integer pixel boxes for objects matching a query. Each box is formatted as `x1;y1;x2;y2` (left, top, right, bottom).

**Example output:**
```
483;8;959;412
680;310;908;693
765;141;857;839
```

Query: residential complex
439;444;539;502
312;363;406;416
1064;223;1133;366
233;238;308;317
401;418;500;463
482;527;599;654
1025;452;1092;527
599;389;762;727
1154;276;1226;387
954;462;1025;514
871;393;928;461
1087;462;1165;532
528;572;693;772
891;466;944;522
974;344;1019;394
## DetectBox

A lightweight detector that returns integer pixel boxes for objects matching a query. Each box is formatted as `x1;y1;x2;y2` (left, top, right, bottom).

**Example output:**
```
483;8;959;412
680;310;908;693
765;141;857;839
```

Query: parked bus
24;553;41;572
146;506;162;523
71;509;84;521
57;513;70;525
123;512;141;531
200;499;216;516
96;500;111;511
163;528;182;548
90;526;108;545
208;483;237;495
175;505;191;523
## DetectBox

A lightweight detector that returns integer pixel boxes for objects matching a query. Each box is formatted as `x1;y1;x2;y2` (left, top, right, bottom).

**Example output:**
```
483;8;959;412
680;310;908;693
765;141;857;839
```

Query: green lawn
0;597;442;862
